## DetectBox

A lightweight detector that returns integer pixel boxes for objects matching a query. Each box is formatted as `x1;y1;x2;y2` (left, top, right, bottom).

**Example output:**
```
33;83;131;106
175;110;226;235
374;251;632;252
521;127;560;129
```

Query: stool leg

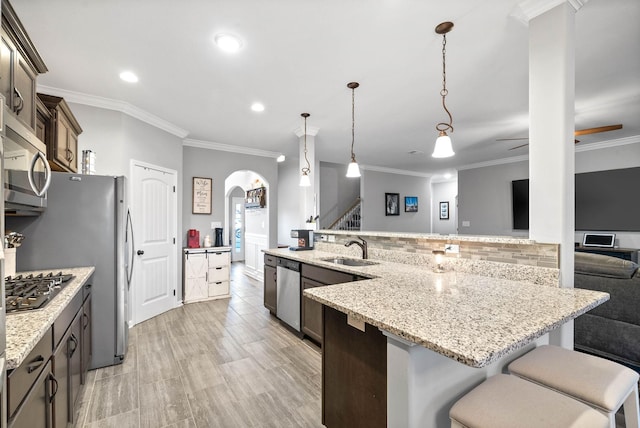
623;382;639;428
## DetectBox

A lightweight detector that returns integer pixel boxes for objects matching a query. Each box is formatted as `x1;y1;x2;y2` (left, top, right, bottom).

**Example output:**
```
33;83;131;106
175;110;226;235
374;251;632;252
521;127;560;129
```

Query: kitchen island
264;247;609;427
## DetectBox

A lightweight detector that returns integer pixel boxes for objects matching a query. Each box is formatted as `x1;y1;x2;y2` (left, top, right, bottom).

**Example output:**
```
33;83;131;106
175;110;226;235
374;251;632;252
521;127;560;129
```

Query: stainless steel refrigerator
6;172;133;369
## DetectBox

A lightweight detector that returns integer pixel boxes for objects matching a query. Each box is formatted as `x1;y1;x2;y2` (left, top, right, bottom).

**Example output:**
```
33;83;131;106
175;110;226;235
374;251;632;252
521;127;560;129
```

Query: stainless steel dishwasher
276;258;301;332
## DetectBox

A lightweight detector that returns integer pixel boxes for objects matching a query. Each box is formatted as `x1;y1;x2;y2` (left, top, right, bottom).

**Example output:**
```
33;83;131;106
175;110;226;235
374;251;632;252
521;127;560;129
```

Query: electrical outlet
445;244;459;254
211;221;221;229
328;235;336;242
462;221;470;227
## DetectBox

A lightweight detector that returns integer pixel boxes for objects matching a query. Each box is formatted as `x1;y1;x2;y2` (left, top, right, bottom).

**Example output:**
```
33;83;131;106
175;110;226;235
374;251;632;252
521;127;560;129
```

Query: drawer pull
26;355;45;373
216;267;223;270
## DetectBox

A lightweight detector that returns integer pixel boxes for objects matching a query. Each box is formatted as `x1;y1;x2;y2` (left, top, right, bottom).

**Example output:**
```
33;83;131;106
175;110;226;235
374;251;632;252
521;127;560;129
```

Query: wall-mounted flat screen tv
512;166;640;231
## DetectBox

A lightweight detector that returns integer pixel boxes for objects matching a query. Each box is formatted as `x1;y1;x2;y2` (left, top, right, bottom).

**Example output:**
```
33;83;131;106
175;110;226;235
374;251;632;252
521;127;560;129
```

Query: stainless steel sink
320;257;379;267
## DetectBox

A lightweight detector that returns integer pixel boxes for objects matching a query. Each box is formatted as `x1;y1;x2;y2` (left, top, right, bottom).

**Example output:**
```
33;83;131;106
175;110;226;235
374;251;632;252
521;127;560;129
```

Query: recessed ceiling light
214;34;242;53
276;155;286;163
119;71;138;83
251;102;265;112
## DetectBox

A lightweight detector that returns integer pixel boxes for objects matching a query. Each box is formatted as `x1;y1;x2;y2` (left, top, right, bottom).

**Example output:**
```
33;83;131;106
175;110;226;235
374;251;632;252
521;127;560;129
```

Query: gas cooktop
5;272;75;314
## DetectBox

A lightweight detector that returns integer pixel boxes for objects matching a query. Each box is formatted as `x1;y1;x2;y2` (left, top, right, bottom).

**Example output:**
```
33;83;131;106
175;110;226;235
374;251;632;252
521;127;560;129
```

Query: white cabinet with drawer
183;247;231;303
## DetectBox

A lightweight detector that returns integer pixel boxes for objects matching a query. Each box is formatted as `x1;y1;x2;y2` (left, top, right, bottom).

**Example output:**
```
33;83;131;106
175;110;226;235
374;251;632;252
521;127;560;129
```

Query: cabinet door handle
83;312;90;329
13;87;24;114
26;355;45;373
69;333;79;358
49;373;59;403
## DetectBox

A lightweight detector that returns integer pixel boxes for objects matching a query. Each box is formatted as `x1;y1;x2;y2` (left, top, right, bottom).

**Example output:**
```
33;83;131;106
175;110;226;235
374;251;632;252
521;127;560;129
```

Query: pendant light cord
351;86;356;162
436;33;454;133
302;113;310;175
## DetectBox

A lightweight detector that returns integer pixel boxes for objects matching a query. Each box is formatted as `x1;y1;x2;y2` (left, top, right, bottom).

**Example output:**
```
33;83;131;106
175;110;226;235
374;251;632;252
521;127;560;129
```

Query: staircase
328;198;361;231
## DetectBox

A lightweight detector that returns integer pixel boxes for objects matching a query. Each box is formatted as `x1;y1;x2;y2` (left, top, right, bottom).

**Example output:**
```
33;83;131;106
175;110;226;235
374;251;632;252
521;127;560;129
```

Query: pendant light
432;21;455;158
346;82;361;177
299;113;311;187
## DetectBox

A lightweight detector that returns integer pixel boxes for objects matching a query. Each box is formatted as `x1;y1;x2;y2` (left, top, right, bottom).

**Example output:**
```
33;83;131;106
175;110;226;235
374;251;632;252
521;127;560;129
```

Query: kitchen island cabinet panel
322;305;386;428
8;360;53;428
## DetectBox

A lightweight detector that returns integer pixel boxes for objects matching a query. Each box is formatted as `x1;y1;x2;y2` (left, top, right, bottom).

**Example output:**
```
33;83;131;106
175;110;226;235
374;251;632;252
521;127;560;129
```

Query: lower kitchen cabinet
7;328;53;425
183;247;231;303
8;360;54;428
263;254;277;314
301;263;363;345
81;292;92;384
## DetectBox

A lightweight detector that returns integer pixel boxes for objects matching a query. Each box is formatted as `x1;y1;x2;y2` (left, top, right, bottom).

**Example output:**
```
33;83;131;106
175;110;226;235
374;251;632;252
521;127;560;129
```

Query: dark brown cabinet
6;328;55;428
322;306;386;428
37;94;83;172
51;325;71;428
263;254;277;314
301;263;362;345
35;96;51;143
81;292;92;384
8;360;54;428
0;1;48;131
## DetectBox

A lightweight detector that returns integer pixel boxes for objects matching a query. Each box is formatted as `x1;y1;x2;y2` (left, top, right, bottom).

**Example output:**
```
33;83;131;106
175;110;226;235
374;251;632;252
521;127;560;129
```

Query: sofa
574;251;640;369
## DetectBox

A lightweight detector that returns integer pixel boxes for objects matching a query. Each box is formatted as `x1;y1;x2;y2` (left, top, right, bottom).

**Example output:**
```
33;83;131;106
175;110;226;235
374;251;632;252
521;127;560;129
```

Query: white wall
457;142;640;247
277;159;300;246
319;161;360;229
361;169;431;233
182;146;278;249
431;180;458;235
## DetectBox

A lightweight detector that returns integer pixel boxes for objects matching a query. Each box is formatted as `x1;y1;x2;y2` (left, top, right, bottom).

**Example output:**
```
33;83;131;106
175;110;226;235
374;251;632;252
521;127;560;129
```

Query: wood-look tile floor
74;262;323;428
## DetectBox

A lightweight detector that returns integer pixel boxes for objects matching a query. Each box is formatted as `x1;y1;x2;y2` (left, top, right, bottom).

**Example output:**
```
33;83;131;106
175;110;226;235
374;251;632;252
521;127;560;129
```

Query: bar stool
508;345;640;428
450;374;609;428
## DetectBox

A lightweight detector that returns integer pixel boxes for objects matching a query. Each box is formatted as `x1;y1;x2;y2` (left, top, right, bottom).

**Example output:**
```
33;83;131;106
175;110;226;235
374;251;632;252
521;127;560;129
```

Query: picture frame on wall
439;201;449;220
405;196;418;212
385;193;400;216
192;177;212;214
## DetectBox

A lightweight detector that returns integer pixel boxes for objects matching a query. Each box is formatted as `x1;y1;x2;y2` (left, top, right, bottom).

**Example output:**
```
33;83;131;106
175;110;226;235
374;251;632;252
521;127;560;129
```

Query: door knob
137;250;144;255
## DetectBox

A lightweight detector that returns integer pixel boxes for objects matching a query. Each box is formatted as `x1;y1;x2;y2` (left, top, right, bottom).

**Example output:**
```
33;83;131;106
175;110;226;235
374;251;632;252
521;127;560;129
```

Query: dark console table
575;246;639;263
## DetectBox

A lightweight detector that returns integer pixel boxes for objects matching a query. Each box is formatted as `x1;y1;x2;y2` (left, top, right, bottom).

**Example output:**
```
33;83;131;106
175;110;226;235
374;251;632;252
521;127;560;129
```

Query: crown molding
36;85;189;138
360;164;432;178
294;126;319;138
511;0;589;25
458;134;639;171
183;138;281;159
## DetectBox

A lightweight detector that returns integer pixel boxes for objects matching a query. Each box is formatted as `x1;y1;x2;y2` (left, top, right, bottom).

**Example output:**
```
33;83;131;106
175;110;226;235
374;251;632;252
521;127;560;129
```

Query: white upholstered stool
508;345;640;428
449;374;609;428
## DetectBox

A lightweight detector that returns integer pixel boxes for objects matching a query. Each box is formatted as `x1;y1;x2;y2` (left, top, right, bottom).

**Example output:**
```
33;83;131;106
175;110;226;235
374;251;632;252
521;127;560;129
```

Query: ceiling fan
498;124;623;150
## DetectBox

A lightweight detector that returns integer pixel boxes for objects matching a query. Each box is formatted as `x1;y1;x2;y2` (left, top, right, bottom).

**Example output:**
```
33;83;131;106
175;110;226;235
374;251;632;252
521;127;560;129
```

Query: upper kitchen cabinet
38;93;83;172
0;0;48;131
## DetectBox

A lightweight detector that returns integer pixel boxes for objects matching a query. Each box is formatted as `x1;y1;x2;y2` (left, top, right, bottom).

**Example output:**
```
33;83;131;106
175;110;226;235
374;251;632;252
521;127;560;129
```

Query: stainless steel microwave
2;98;51;215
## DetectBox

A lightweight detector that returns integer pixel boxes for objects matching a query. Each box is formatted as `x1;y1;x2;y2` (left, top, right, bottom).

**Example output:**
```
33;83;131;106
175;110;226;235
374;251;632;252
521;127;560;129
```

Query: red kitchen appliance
187;229;200;248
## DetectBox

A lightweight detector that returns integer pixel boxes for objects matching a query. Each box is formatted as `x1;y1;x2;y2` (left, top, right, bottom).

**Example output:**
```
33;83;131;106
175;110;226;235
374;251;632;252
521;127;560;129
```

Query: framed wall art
385;193;400;216
439;201;449;220
405;196;418;212
192;177;212;214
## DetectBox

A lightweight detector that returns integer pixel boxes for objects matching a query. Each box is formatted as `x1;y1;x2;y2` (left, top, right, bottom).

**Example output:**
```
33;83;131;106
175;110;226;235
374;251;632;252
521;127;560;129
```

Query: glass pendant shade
299;172;311;187
432;131;455;158
346;160;361;178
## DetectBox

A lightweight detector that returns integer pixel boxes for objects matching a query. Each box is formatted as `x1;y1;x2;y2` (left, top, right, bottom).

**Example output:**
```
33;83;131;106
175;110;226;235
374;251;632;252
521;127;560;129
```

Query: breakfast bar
264;233;610;427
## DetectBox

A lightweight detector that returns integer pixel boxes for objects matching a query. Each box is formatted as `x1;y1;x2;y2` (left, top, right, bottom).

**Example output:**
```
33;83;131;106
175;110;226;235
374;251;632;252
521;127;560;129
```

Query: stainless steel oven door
3;112;51;214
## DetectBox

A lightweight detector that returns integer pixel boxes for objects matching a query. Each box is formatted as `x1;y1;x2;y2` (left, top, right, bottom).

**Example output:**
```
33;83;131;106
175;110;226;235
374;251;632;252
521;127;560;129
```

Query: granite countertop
264;248;609;368
5;266;95;370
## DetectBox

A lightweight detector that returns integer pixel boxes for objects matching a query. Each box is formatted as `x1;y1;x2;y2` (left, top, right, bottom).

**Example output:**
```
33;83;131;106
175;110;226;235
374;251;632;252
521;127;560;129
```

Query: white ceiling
12;0;640;176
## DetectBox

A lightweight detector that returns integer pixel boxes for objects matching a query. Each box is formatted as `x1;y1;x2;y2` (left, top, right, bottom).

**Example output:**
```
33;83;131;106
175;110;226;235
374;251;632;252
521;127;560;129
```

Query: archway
224;170;270;281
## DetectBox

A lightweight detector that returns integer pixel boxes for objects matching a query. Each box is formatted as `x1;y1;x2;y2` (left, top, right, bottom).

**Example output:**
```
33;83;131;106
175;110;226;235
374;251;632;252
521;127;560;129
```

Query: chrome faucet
345;236;368;259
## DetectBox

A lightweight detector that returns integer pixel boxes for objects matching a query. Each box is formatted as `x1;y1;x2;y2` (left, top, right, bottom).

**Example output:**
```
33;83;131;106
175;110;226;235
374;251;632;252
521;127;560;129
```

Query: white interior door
131;161;177;324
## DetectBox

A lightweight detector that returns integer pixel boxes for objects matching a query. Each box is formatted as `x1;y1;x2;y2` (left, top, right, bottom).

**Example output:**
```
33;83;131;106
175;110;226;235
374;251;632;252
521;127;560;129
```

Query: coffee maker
289;229;314;251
